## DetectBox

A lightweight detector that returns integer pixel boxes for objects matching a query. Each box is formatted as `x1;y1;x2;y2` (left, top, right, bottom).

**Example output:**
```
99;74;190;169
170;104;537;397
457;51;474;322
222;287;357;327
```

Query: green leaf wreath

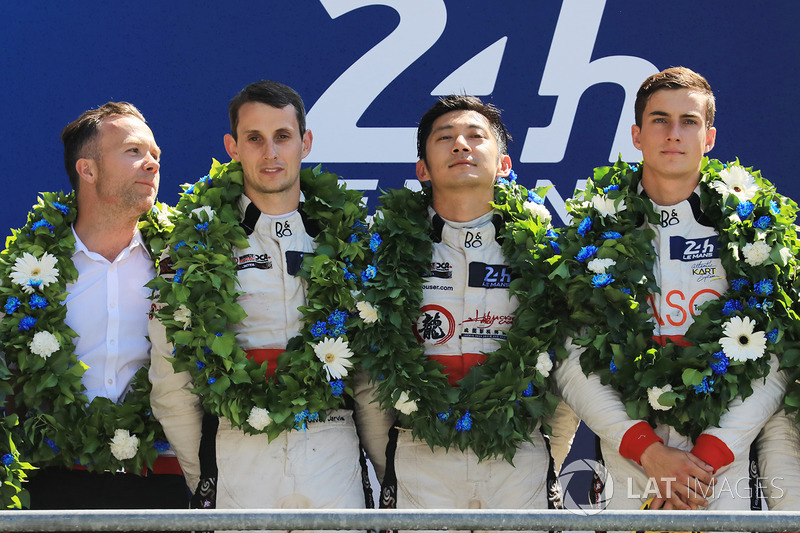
353;174;569;462
0;192;174;476
555;158;800;439
150;160;372;440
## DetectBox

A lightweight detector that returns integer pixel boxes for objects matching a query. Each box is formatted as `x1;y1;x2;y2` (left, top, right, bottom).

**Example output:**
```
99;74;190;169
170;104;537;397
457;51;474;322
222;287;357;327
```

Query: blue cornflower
153;440;170;453
1;454;13;466
770;200;781;214
29;294;48;309
522;382;534;397
195;222;209;231
173;240;187;251
295;410;309;423
329;379;345;397
527;191;544;205
45;438;60;454
710;351;730;376
352;220;366;231
308;412;319;422
767;328;779;343
592;273;614;288
344;270;356;281
328;309;349;327
601;231;622;240
329;324;347;337
737;201;755;219
604;184;620;193
496;176;510;186
310;321;329;338
619;287;632;295
730;278;749;291
361;265;377;282
18;316;37;331
348;233;359;243
438;410;451;422
630;164;639;172
32;219;55;233
203;347;213;354
196;361;206;371
173;268;185;284
576;245;598;263
721;299;744;316
755;279;774;296
27;279;42;291
52;201;70;215
694;377;715;394
609;359;618;373
208;377;216;384
747;297;760;309
754;216;772;230
507;170;518;183
455;411;472;432
549;240;561;254
369;233;382;252
5;297;20;314
577;217;593;237
546;229;558;239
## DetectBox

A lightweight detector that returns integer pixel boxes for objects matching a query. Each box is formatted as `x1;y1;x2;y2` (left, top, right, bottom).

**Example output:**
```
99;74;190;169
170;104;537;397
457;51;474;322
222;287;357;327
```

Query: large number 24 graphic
306;0;657;164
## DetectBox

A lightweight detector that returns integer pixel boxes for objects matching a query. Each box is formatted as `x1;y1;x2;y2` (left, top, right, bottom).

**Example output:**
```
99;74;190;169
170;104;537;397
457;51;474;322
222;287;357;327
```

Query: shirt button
109;339;116;346
110;302;117;309
107;379;113;385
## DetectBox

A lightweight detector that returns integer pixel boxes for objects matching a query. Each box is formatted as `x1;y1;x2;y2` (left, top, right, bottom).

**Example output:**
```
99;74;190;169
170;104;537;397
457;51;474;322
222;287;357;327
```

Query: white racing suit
756;409;800;509
149;196;366;527
554;190;790;511
356;208;571;533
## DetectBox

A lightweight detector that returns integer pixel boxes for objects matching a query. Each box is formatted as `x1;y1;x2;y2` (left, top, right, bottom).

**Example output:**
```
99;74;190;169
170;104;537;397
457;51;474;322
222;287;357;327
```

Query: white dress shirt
65;227;154;403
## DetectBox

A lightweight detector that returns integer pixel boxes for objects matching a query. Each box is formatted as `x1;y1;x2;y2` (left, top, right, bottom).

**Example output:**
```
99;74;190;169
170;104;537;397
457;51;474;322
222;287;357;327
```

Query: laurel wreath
554;158;800;439
150;159;372;440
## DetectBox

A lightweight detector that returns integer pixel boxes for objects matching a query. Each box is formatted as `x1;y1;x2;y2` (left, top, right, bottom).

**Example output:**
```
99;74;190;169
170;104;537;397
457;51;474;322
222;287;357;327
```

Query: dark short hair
635;67;716;128
61;102;147;190
416;95;511;163
228;80;306;140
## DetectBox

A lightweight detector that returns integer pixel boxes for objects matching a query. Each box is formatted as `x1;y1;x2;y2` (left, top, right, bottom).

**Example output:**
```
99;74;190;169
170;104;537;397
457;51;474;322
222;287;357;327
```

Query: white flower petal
29;331;60;359
523;201;552;222
190;205;215;222
719;316;767;362
587;258;615;275
109;429;139;461
742;240;771;267
394;391;418;415
247;407;272;431
10;252;59;293
534;352;553;378
714;166;759;202
313;337;354;380
173;305;192;329
647;384;673;411
356;301;379;324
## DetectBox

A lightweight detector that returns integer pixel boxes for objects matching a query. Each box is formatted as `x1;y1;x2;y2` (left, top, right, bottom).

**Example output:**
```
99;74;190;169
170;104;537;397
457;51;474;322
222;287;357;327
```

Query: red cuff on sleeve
691;434;734;472
619;421;663;464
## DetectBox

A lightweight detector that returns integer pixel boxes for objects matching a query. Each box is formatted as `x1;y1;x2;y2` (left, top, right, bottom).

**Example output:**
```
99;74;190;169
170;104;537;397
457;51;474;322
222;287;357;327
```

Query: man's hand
639;442;714;510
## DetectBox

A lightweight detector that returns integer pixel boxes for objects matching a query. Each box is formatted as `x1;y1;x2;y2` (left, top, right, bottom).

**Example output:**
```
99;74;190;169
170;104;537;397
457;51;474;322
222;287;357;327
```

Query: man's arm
148;300;204;493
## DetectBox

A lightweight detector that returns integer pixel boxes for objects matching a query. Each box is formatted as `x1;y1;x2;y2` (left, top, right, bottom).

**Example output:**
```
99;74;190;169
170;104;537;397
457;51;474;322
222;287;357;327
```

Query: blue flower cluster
294;409;320;431
577;217;593;237
18;316;37;331
437;409;452;422
153;440;171;452
694;377;715;394
609;359;618;374
601;231;622;240
369;233;382;252
52;201;71;215
329;379;345;397
32;219;55;233
5;297;20;314
361;265;377;283
547;229;560;254
45;438;60;454
767;328;779;343
770;200;780;214
1;454;14;466
730;278;749;291
196;361;206;371
311;309;350;339
528;190;544;205
522;382;534;397
721;299;744;316
737;201;755;219
576;245;598;263
710;351;730;376
754;216;772;230
173;268;185;284
592;273;614;288
195;222;209;231
455;411;472;432
30;294;49;309
754;279;774;295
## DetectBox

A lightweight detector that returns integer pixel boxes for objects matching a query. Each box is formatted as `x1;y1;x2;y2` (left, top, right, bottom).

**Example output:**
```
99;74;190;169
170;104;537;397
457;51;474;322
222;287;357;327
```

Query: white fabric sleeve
544;398;580;472
755;407;800;510
701;355;789;464
552;338;642;453
352;371;395;482
148;306;203;493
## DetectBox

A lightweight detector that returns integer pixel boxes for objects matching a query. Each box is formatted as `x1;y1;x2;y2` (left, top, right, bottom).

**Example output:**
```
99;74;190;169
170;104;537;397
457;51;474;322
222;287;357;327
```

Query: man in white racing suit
148;80;367;521
554;67;794;513
354;95;577;533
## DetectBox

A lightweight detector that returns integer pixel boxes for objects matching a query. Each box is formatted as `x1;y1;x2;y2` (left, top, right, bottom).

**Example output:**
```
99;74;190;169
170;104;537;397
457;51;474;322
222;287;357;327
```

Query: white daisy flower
587;258;616;274
647;384;673;411
742;240;771;266
29;331;60;359
153;205;173;227
173;304;192;330
592;195;626;220
10;252;59;294
719;316;767;362
313;337;354;380
109;429;139;461
524;201;552;222
190;205;215;221
712;166;758;201
394;391;418;415
535;352;553;378
247;407;272;431
356;301;379;324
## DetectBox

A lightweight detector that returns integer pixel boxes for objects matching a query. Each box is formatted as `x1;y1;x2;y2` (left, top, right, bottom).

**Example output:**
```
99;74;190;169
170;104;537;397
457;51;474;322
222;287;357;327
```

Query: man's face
224;102;312;202
632;88;716;183
416;110;510;193
93;115;160;216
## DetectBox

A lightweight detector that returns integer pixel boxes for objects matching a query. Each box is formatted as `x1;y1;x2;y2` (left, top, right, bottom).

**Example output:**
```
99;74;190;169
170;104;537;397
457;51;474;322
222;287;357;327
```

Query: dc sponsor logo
691;260;723;282
468;262;514;289
236;253;273;270
670;235;718;262
276;221;292;238
660;208;679;227
414;304;456;346
428;261;453;279
464;230;482;248
560;459;613;515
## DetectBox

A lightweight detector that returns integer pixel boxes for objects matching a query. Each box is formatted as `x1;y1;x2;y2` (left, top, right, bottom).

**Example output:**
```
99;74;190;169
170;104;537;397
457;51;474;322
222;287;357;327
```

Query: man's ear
301;130;313;159
416;159;431;183
76;158;98;186
631;124;642;151
224;133;239;161
496;154;512;177
704;126;717;153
